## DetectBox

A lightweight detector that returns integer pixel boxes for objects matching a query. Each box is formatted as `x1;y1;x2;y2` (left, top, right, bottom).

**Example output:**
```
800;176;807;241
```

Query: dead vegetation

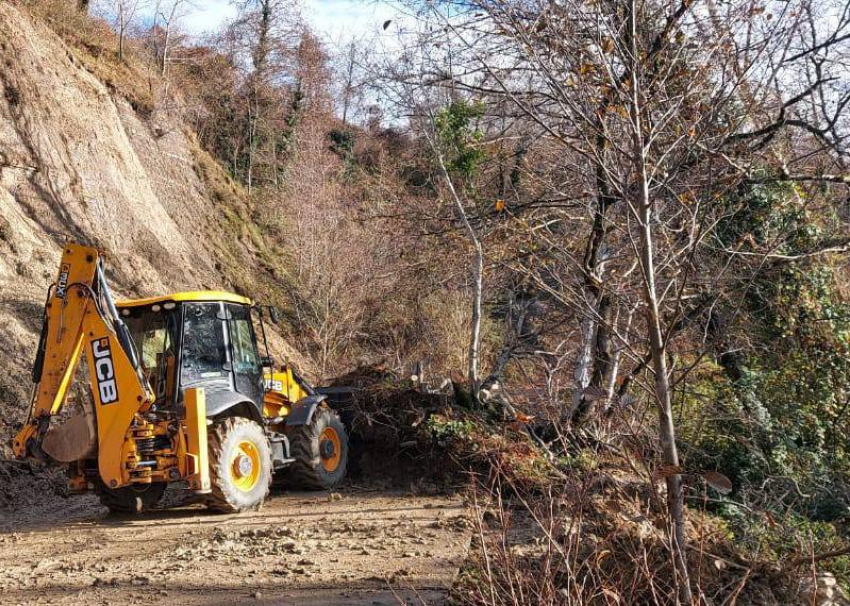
20;0;156;116
446;422;846;606
0;1;848;604
323;365;850;605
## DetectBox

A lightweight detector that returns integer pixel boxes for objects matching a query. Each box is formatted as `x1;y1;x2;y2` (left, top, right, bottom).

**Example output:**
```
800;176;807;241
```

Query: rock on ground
0;487;472;606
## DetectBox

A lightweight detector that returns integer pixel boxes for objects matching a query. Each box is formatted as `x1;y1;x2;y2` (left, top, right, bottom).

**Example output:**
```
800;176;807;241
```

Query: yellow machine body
13;242;342;506
13;243;210;491
262;367;311;424
116;291;252;307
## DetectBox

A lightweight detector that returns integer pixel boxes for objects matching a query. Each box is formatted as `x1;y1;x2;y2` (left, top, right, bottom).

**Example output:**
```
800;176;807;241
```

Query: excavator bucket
41;404;97;462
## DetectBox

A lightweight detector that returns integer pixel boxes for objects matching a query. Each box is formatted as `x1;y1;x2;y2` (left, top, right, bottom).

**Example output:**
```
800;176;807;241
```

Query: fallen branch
786;545;850;568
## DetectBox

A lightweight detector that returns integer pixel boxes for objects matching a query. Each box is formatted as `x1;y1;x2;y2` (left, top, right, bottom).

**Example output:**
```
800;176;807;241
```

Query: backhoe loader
12;242;349;513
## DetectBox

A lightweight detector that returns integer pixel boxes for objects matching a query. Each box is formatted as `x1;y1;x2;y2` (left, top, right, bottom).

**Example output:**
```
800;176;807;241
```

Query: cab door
226;304;264;407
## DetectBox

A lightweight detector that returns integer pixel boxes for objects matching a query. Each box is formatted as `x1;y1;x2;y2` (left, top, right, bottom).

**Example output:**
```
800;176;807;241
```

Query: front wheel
285;406;349;490
207;417;272;513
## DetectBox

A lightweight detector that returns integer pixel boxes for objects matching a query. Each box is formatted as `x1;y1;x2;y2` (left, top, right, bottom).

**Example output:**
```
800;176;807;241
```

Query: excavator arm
12;243;182;489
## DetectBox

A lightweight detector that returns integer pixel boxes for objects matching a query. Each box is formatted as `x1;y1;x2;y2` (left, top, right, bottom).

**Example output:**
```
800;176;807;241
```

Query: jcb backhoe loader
12;242;349;513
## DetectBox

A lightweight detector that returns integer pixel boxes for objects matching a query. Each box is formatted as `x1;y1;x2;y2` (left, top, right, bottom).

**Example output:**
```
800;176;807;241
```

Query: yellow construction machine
12;242;349;513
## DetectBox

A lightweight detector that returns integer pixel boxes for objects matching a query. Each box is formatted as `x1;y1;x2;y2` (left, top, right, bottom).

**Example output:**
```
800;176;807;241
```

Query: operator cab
116;291;266;418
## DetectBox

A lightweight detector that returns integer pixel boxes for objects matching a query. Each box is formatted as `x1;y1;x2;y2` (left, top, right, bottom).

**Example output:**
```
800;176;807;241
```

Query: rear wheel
98;482;166;514
285;407;348;490
207;417;272;513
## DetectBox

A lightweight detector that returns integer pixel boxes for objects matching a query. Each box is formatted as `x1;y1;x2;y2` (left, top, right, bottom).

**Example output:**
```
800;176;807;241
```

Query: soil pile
329;366;485;488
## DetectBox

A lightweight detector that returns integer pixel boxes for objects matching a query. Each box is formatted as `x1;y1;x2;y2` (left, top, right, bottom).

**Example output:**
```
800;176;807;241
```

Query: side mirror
260;355;275;368
268;306;280;325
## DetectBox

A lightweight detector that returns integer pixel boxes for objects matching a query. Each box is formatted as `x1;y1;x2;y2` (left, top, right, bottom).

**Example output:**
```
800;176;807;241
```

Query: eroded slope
0;2;289;451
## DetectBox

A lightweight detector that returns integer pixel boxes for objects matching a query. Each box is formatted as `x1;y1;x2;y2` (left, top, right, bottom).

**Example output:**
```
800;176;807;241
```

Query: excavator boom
13;243;207;491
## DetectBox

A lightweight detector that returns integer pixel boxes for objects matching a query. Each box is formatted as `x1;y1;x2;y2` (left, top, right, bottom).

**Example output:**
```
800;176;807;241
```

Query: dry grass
22;0;155;115
446;416;827;606
184;132;290;300
453;474;850;605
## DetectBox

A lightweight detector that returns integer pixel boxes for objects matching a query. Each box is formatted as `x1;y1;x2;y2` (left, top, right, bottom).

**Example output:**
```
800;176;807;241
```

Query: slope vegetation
0;2;290;452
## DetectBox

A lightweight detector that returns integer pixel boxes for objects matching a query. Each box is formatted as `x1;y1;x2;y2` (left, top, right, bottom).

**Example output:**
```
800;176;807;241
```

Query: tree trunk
160;21;171;77
591;293;615;389
638;178;692;604
341;43;356;125
252;1;272;82
568;301;597;419
432;145;483;402
568;118;616;424
630;1;691;602
247;105;257;197
605;306;634;404
469;242;483;398
569;263;614;425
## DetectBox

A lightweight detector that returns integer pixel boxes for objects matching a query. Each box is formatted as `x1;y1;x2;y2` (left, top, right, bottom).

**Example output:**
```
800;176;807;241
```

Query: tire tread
98;482;166;514
284;407;348;490
207;417;271;513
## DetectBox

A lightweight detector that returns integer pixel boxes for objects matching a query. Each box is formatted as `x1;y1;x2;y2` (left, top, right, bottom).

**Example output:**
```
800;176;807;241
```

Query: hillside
0;1;849;604
0;2;292;451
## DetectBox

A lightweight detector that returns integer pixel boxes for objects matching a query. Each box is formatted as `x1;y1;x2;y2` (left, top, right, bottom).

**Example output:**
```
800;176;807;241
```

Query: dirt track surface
0;488;472;606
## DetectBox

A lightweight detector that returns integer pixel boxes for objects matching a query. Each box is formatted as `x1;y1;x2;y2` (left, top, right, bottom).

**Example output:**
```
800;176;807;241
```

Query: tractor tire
285;406;349;490
206;417;272;513
98;482;167;514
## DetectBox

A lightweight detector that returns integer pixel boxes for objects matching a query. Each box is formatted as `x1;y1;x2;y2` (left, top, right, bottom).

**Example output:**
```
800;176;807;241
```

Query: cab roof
116;291;253;308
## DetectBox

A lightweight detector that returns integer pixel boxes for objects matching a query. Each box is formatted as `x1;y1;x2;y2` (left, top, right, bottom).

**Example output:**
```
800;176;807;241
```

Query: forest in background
11;0;850;603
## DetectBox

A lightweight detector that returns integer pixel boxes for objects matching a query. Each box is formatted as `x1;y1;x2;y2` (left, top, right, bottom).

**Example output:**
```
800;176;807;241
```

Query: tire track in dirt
0;488;472;606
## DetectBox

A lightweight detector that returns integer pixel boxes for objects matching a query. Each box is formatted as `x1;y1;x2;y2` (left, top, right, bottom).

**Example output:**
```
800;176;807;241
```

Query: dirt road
0;487;472;606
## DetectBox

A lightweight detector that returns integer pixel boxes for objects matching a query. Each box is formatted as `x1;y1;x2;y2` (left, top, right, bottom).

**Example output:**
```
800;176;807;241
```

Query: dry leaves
652;464;682;482
702;471;733;494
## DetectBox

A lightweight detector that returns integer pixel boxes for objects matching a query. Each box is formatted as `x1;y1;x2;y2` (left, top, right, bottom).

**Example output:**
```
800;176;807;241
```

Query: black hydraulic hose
66;282;108;323
31;285;53;384
31;322;48;384
94;262;151;396
96;261;142;373
290;365;316;396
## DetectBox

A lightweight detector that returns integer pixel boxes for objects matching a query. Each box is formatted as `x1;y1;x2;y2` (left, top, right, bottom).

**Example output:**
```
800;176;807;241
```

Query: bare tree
335;39;368;125
389;0;850;601
96;0;146;61
225;0;302;193
429;128;485;400
150;0;190;78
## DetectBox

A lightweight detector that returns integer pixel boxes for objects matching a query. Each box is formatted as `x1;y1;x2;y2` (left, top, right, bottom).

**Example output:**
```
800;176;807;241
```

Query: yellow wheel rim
230;440;261;492
320;427;342;473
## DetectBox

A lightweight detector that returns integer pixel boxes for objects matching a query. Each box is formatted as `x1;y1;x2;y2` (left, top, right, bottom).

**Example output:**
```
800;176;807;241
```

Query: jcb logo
56;264;70;299
92;337;119;405
264;379;284;392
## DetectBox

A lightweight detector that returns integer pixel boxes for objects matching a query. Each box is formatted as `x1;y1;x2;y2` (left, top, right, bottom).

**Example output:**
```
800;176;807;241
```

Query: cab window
123;306;179;406
181;303;228;389
228;305;259;375
227;304;262;403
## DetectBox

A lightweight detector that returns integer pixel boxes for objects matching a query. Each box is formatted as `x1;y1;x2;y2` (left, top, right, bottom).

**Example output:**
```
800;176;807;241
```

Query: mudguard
204;390;263;423
285;394;327;427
